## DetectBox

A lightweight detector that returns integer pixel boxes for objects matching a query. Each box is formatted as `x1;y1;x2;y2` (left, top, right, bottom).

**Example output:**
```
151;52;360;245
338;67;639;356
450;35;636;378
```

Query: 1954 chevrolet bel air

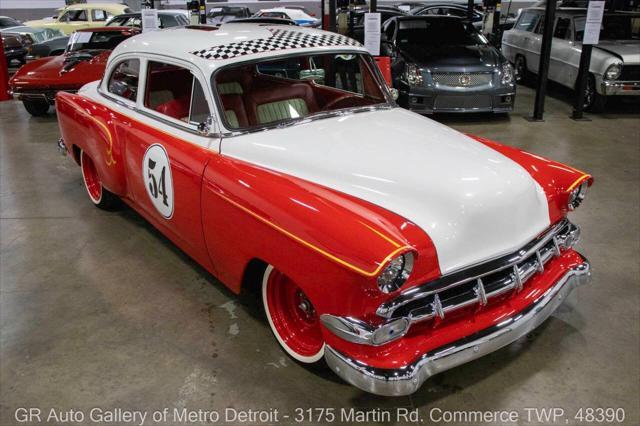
55;24;593;396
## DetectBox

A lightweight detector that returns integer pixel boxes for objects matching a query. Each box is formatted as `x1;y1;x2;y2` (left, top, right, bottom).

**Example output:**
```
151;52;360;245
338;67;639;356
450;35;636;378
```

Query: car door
104;55;219;271
508;10;542;72
549;15;578;87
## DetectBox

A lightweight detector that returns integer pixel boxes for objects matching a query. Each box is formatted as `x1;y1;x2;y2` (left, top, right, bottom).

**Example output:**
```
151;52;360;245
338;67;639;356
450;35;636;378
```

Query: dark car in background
382;16;515;113
206;6;252;24
350;6;407;43
2;33;27;65
27;35;69;59
410;3;484;29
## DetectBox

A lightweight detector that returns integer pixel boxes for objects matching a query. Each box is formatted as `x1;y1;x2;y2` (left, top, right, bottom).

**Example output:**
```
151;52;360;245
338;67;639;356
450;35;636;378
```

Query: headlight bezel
501;62;515;85
403;63;424;87
377;252;414;294
568;181;589;211
604;63;622;81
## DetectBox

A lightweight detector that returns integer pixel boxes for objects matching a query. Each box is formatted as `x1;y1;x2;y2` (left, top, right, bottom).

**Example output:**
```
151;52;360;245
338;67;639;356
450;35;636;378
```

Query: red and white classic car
55;24;593;396
9;26;139;116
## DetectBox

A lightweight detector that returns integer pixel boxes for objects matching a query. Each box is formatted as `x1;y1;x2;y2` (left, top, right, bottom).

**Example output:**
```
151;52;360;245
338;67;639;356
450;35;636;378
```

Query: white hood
222;108;550;274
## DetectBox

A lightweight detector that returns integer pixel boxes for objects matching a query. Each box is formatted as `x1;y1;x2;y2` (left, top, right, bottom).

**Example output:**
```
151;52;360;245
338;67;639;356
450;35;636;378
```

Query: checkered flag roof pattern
191;28;362;60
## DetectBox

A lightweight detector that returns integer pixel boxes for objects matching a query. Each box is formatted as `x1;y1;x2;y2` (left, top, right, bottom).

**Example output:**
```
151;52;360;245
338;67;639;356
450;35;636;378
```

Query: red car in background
9;26;139;116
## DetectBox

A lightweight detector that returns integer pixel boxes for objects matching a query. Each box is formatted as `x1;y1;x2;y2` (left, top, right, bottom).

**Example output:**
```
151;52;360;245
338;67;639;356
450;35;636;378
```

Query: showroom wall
1;0;537;23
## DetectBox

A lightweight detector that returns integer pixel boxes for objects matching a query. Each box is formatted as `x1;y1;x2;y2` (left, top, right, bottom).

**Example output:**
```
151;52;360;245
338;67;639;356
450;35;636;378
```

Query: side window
144;61;210;124
515;11;541;32
92;10;107;22
554;17;571;39
107;59;139;102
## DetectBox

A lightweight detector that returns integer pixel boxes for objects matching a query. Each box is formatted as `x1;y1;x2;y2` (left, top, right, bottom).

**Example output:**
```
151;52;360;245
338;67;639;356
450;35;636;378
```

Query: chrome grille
377;219;580;323
434;95;492;110
432;72;493;87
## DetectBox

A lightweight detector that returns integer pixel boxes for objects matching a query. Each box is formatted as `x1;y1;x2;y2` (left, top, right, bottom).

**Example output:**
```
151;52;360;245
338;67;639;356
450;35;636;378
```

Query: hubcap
515;58;525;82
81;152;102;204
264;268;324;360
584;79;594;109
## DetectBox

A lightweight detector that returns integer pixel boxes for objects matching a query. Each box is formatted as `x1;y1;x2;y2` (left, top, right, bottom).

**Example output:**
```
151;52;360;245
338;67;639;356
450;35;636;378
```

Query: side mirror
197;115;216;136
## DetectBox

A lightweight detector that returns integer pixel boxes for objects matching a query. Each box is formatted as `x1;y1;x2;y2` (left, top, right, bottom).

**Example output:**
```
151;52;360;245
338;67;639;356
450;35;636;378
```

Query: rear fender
56;92;127;196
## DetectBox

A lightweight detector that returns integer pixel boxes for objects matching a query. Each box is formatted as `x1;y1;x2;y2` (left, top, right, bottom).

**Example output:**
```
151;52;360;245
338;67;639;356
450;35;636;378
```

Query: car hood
222;108;550;274
399;44;502;68
595;40;640;64
9;50;110;90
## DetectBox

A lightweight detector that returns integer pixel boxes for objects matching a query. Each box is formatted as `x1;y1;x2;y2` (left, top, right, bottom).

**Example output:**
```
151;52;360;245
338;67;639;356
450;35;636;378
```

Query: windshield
212;52;390;131
67;30;131;52
574;15;640;41
397;19;488;47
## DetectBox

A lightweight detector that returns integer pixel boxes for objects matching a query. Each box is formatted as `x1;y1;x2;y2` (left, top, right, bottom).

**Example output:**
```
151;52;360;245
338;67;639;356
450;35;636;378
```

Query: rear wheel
80;151;119;210
22;99;50;117
262;265;325;363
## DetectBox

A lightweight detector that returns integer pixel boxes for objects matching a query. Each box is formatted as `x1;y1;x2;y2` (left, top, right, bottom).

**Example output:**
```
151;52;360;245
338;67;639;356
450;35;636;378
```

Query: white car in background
255;8;320;27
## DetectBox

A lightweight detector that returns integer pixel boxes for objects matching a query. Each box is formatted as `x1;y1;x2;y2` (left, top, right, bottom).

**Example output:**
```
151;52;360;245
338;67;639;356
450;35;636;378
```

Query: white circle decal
143;144;174;219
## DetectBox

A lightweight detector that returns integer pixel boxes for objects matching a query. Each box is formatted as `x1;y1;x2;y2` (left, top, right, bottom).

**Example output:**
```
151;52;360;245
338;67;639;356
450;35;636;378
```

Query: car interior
212;53;388;130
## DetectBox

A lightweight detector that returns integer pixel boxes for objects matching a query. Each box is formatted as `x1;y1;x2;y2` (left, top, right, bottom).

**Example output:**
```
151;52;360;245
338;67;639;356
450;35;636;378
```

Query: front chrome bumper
601;81;640;96
325;259;591;396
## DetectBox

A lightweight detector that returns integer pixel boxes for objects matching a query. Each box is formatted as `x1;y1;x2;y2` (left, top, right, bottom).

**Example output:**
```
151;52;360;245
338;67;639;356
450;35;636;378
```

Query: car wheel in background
262;265;325;364
22;99;50;116
80;151;120;210
514;55;531;85
583;75;606;113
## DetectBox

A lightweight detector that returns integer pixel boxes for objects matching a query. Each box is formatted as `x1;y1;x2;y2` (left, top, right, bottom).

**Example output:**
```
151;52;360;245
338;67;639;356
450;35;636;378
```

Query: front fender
201;154;441;318
471;135;593;223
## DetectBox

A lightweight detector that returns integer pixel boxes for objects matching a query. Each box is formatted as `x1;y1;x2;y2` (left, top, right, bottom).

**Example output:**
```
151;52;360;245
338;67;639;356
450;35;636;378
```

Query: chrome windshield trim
377;219;575;319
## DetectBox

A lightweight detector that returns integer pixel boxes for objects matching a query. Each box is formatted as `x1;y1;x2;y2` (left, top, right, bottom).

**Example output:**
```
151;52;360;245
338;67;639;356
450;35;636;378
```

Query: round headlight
568;181;588;211
605;63;622;81
377;252;414;293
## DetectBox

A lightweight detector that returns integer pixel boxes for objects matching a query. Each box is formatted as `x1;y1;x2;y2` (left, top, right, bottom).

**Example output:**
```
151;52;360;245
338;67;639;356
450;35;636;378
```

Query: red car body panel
9;27;138;94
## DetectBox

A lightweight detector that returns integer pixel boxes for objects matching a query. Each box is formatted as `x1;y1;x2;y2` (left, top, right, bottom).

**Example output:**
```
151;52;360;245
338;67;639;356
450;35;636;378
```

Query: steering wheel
322;94;361;111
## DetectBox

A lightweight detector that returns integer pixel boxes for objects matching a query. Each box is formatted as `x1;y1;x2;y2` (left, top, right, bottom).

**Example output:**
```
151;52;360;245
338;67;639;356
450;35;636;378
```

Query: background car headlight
403;64;424;87
377;252;414;293
568;181;589;210
501;62;514;85
604;63;622;81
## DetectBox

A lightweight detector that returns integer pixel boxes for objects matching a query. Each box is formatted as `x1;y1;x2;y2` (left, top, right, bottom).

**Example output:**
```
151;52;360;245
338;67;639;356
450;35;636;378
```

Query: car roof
526;7;640;16
112;11;185;18
109;24;365;70
77;26;141;33
1;25;46;33
65;3;126;10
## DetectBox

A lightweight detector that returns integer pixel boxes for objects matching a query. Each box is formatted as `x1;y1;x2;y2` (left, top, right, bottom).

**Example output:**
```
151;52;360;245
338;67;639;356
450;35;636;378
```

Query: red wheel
80;150;119;210
262;265;325;363
81;151;103;204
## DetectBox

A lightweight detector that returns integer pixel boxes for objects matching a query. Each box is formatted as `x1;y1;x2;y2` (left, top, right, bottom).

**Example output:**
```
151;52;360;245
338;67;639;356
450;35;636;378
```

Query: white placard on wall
141;8;159;33
583;1;605;45
364;12;381;57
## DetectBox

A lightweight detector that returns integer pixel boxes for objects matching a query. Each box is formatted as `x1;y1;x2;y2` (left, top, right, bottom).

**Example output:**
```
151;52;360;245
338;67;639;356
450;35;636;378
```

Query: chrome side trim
325;259;591;396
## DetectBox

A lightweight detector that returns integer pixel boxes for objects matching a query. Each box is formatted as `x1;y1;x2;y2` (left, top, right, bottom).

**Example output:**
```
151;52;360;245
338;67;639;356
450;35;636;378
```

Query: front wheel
514;55;531;85
22;99;50;116
80;151;119;210
262;265;325;363
583;75;606;112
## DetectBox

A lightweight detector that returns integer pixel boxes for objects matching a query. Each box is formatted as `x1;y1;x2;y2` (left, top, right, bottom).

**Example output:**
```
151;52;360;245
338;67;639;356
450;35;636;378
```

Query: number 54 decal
143;144;174;219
